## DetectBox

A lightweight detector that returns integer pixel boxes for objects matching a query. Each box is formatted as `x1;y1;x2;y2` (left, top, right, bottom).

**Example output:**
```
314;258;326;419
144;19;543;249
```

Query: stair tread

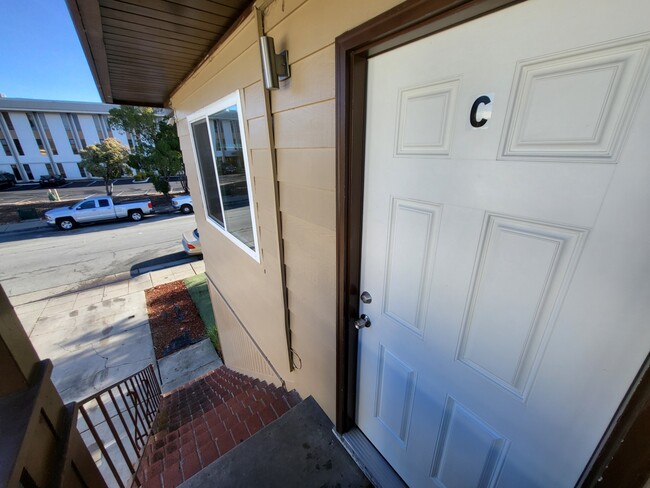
134;366;301;487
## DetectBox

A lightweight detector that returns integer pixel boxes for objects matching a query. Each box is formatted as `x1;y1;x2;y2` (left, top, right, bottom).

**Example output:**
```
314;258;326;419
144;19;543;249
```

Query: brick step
135;367;301;488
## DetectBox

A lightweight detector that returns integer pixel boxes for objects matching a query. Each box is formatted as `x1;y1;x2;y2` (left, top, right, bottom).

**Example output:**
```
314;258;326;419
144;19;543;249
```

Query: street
0;212;199;298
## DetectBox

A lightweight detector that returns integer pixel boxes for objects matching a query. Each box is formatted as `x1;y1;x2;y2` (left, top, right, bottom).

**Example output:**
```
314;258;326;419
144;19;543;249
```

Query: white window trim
187;91;260;262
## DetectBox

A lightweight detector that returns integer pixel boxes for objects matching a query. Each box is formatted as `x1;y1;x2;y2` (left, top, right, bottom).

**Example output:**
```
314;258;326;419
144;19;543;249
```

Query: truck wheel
57;218;75;230
180;204;193;214
129;210;143;221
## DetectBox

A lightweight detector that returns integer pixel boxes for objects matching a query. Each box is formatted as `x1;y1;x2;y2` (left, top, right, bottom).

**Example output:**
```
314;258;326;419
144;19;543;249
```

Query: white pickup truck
44;196;153;230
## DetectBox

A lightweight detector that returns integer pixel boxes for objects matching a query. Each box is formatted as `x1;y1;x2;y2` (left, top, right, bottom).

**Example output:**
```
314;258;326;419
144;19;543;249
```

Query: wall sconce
259;36;290;90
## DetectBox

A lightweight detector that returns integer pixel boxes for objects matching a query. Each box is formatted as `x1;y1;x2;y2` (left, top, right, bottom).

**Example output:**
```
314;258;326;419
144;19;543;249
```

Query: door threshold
334;427;407;488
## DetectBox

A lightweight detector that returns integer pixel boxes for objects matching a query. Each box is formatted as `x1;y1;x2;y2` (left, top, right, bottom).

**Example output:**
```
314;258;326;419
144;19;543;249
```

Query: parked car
39;174;66;187
44;195;153;230
171;194;193;214
182;228;202;255
0;171;16;189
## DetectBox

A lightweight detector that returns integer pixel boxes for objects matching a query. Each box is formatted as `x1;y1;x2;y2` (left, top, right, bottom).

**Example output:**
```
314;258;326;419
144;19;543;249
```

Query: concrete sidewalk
13;259;219;403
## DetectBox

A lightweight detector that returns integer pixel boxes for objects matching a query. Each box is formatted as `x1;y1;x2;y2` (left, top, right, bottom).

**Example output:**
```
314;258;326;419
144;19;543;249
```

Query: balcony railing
77;364;161;487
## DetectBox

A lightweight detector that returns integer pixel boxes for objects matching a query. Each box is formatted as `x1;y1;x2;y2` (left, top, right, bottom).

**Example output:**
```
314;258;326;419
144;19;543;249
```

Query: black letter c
470;95;491;128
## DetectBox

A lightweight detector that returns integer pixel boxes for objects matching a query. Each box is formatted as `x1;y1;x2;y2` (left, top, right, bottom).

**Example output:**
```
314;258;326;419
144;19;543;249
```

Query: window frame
187;91;259;262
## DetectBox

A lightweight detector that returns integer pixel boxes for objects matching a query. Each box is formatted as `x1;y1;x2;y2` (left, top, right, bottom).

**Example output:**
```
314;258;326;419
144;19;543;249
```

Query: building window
11;164;22;181
189;92;258;259
26;113;47;155
102;115;114;138
70;114;86;148
60;114;79;154
45;163;54;176
92;115;105;142
1;112;24;155
23;164;33;179
56;163;67;177
126;132;135;150
78;163;87;177
37;113;58;155
0;125;11;156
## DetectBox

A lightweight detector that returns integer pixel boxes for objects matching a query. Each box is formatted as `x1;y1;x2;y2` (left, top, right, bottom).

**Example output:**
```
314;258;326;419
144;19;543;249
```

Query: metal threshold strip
335;427;408;488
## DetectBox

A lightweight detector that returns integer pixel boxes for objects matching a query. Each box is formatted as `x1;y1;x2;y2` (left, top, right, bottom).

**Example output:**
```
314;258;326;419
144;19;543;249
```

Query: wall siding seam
271;96;336;116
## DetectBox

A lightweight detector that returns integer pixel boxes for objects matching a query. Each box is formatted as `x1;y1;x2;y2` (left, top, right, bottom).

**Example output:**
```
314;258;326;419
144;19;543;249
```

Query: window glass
56;163;67;178
26;113;46;155
190;93;257;257
11;164;22;181
2;112;24;155
71;114;86;148
98;199;110;208
61;114;79;154
78;163;87;177
78;201;96;209
0;125;11;156
192;119;224;226
93;115;105;142
23;164;33;179
208;106;254;249
37;113;58;155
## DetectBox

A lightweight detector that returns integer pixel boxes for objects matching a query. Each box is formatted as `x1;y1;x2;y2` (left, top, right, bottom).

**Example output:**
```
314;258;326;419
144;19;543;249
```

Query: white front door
357;1;650;486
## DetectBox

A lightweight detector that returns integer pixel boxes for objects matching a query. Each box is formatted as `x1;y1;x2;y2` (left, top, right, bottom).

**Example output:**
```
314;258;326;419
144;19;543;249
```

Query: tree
108;106;185;197
80;138;131;196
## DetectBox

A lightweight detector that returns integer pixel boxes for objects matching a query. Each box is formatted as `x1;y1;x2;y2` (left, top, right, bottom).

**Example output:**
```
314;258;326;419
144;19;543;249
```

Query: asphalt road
0;177;186;204
0;212;199;298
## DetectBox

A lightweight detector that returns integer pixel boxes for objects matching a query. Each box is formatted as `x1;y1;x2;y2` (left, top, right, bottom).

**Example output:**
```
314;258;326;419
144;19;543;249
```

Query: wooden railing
0;286;107;488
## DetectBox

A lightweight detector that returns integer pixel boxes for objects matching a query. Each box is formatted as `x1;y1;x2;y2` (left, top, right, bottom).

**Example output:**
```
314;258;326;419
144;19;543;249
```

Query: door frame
334;0;650;485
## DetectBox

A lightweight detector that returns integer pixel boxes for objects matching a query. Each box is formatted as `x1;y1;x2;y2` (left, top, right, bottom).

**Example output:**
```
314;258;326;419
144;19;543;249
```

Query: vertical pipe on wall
254;4;295;372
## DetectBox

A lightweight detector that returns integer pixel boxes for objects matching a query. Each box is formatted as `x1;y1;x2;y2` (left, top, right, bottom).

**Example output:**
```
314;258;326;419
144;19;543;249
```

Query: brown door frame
334;0;650;486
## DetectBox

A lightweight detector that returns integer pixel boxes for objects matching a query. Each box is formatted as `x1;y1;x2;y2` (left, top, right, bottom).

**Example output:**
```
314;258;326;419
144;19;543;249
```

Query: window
45;163;54;176
78;200;96;210
102;115;114;138
26;113;47;155
189;92;258;260
92;115;105;141
98;198;110;207
126;132;135;150
0;125;11;156
56;163;67;177
11;164;22;181
70;114;86;148
37;113;58;155
2;112;24;155
77;163;87;177
23;164;33;179
61;114;79;154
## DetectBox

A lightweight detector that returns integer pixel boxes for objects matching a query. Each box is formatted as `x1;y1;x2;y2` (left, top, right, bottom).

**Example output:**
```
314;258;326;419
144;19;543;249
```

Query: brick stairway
134;367;301;488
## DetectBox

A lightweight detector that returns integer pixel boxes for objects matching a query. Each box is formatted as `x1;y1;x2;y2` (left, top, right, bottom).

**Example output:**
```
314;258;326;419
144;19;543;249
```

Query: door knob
354;314;371;330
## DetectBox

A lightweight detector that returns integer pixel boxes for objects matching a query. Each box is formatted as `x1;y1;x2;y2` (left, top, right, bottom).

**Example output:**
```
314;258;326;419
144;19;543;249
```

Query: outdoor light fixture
259;36;290;90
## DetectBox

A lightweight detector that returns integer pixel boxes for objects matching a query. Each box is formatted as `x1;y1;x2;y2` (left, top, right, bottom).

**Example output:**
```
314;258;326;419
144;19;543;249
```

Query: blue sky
0;0;100;102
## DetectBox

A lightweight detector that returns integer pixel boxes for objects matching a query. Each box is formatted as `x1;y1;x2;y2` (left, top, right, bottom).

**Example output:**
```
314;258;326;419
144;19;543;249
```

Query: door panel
357;1;650;487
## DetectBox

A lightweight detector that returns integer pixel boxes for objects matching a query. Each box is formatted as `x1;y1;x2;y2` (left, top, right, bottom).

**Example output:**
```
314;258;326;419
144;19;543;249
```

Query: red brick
271;398;290;417
161;464;183;488
216;433;236;456
180;430;194;447
230;421;250;444
181;441;197;459
181;451;201;480
258;405;278;426
198;439;219;466
163;450;180;470
207;418;227;438
244;414;263;436
194;428;212;448
141;473;162;488
146;460;163;479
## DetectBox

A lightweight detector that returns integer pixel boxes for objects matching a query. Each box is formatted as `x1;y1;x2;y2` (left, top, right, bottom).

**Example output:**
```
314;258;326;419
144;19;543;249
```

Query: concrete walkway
13;259;216;403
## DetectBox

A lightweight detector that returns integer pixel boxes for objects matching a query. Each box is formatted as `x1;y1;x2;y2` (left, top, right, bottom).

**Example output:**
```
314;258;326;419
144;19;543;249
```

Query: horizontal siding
276;148;335;191
244;81;266;119
279;182;335;231
250;149;274;181
247;116;271;150
271;45;335;113
274;100;335;149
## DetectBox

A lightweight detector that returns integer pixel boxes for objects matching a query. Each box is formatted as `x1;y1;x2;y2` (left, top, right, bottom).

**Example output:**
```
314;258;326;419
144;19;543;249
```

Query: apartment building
0;97;134;182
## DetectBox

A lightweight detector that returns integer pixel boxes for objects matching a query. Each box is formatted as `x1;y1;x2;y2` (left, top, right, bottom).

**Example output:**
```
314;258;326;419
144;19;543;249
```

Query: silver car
182;228;202;255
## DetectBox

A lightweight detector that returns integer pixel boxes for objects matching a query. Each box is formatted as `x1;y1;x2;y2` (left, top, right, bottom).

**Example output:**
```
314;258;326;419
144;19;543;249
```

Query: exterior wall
170;0;404;421
0;98;133;181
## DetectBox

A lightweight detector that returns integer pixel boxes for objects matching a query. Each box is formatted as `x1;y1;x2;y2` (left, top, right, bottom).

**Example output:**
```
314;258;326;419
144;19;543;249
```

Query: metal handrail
77;364;161;488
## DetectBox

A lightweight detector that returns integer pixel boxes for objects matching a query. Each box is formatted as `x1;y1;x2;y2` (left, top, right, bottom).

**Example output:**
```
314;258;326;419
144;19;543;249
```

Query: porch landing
181;396;371;488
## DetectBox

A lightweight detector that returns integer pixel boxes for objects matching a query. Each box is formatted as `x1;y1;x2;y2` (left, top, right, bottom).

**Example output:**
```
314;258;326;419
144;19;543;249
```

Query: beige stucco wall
170;0;404;422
